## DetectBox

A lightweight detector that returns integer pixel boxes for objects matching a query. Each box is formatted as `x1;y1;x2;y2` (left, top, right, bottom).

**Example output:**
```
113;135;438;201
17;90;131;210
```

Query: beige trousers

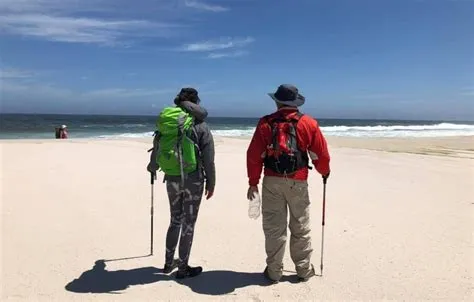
261;175;313;280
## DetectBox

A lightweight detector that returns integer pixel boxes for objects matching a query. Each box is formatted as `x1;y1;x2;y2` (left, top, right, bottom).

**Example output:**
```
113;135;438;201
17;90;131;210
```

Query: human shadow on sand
66;260;301;296
65;260;172;294
176;270;300;295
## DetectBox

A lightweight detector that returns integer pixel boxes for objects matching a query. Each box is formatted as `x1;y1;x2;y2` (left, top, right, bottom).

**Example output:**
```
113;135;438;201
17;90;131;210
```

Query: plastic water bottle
248;191;261;219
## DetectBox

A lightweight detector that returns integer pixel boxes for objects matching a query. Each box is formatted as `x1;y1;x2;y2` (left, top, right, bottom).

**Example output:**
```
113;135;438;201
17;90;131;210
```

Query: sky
0;0;473;120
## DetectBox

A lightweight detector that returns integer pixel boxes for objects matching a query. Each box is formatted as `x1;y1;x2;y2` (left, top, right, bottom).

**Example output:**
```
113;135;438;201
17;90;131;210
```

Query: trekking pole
150;172;156;255
320;176;327;276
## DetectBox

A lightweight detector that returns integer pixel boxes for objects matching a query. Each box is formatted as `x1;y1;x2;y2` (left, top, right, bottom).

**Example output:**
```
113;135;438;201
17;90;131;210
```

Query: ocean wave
321;123;474;132
97;129;256;138
210;123;474;137
211;129;256;137
88;123;474;139
96;132;155;139
82;123;148;129
320;123;474;137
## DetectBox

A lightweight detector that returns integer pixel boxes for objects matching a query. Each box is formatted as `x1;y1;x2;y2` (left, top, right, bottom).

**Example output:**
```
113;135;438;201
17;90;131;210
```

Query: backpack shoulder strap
290;111;304;121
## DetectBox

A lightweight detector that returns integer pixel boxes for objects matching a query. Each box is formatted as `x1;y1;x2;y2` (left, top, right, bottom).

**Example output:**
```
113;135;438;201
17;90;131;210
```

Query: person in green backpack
147;88;216;279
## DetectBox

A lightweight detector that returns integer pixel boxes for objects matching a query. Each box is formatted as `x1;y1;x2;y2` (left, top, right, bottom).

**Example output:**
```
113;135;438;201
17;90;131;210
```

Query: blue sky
0;0;473;120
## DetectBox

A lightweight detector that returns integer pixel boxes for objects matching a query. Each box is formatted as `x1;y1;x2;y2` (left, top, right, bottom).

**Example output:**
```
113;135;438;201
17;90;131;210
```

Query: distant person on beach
246;84;331;283
147;88;216;279
55;125;68;139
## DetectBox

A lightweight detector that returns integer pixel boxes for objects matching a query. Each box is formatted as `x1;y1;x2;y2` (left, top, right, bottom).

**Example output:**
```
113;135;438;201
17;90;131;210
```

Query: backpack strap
289;112;312;170
176;112;190;187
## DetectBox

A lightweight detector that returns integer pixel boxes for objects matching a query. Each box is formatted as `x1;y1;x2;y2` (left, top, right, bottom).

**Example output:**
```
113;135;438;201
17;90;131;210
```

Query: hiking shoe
297;264;316;282
175;265;203;279
163;259;179;274
263;267;279;284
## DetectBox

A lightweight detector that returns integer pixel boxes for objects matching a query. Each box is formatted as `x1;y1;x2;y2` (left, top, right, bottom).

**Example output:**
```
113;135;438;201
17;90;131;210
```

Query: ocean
1;113;474;139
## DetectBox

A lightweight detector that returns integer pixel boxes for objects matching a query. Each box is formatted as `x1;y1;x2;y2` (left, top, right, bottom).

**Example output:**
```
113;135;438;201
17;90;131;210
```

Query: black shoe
263;267;279;284
297;264;316;282
175;265;203;279
163;259;179;274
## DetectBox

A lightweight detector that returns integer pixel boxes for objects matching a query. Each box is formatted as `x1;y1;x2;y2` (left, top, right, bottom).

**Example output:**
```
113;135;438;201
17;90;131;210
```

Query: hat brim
268;93;305;107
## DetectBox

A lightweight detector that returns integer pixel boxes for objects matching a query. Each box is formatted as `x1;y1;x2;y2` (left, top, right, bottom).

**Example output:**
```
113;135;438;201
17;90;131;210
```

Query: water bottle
248;191;261;219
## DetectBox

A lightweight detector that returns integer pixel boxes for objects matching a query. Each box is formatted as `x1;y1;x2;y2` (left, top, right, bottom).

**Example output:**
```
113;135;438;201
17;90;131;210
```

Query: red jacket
246;108;330;186
60;129;68;139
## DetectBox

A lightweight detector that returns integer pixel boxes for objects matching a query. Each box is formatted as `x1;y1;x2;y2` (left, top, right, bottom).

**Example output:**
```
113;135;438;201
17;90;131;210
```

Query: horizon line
1;112;473;123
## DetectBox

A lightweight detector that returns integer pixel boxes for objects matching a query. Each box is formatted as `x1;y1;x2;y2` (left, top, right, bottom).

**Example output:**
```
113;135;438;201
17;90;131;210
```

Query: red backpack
262;111;310;175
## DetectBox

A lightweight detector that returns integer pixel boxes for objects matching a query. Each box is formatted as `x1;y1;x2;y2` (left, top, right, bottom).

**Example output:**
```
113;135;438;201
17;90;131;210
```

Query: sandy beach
1;135;473;301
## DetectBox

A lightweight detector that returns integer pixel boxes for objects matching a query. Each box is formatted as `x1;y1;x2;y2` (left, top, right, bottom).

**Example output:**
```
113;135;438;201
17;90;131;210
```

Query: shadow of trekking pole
103;255;152;263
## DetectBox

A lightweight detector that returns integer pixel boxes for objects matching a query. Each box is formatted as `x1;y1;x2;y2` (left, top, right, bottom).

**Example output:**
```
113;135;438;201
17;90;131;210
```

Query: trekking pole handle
151;172;156;185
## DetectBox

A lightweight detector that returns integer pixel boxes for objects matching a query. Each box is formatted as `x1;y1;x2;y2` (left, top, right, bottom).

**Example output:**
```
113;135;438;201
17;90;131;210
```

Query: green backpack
155;106;198;176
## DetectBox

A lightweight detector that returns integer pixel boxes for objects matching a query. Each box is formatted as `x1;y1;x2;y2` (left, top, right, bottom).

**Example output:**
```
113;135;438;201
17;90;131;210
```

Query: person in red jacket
246;84;330;283
60;125;69;139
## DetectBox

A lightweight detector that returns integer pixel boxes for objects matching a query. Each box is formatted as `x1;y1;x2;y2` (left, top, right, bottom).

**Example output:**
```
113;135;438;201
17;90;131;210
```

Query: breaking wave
95;123;474;138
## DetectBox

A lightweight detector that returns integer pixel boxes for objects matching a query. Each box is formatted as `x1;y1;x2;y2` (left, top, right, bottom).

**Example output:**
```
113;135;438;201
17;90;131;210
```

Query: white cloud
0;0;252;55
0;0;126;20
0;0;184;46
0;0;152;14
0;0;69;13
0;67;35;79
459;87;474;96
184;0;229;12
1;73;175;100
1;79;74;99
207;50;247;59
83;88;175;98
351;93;398;100
0;14;180;46
181;36;254;52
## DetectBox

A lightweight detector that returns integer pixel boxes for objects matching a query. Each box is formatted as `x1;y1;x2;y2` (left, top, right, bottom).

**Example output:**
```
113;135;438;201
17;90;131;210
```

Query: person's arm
197;123;215;193
246;119;267;186
303;117;330;176
178;101;208;121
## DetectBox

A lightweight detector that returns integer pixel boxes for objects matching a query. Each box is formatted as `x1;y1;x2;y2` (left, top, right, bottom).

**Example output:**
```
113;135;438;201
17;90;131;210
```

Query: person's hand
205;189;214;200
247;186;259;200
147;161;158;174
322;171;330;183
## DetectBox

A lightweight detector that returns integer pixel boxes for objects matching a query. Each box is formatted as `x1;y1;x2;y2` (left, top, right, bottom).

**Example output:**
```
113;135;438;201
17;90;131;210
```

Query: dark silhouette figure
65;260;170;294
176;270;300;295
65;260;302;296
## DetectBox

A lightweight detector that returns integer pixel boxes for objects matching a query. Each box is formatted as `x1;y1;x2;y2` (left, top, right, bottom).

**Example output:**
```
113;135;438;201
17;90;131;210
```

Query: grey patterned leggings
165;178;204;269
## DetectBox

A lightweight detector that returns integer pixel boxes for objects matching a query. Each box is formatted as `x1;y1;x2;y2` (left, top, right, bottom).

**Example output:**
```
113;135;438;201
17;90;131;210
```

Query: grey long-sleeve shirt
148;101;216;192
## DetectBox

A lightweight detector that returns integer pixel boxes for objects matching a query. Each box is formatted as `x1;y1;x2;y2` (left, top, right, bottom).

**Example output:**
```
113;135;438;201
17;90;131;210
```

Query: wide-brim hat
268;84;305;107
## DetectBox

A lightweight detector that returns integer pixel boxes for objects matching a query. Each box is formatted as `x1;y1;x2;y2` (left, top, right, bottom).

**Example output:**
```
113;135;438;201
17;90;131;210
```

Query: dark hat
178;87;201;104
268;84;305;107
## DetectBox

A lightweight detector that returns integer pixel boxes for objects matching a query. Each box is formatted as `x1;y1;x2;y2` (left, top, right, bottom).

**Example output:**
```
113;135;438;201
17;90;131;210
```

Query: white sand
1;136;473;301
